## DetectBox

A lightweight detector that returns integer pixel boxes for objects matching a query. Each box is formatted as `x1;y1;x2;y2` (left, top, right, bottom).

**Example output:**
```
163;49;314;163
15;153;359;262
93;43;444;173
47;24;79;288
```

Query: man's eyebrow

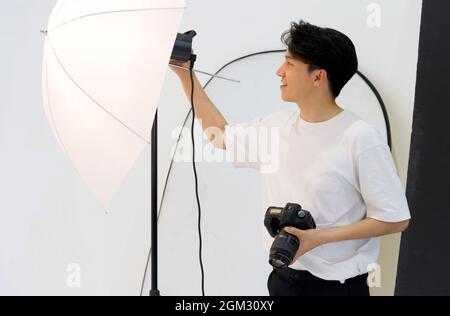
285;55;295;60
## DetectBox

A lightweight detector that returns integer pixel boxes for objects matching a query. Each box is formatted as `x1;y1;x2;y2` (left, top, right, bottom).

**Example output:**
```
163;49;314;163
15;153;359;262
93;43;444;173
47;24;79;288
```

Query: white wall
0;0;422;295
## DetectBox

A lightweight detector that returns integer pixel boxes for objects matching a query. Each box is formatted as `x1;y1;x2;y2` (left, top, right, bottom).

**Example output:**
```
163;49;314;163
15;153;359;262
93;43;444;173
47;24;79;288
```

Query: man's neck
297;99;343;123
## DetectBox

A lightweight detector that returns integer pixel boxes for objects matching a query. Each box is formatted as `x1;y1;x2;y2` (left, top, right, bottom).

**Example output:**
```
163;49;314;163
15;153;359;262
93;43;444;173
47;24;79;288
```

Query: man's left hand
284;227;326;263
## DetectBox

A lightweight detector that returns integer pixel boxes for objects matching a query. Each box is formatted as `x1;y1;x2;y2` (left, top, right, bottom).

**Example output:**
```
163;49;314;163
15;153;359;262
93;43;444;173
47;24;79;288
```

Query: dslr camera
264;203;316;269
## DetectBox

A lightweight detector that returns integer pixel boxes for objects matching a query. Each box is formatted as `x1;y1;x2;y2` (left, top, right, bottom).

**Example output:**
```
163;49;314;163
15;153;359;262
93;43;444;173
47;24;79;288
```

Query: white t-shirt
224;109;411;282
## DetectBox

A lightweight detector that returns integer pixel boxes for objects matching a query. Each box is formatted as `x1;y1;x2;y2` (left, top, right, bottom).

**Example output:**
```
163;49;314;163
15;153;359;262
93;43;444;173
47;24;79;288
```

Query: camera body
264;203;316;269
171;30;197;62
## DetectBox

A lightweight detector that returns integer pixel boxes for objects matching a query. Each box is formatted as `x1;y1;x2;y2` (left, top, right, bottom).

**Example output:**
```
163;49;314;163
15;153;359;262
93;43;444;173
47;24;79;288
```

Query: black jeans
268;267;370;296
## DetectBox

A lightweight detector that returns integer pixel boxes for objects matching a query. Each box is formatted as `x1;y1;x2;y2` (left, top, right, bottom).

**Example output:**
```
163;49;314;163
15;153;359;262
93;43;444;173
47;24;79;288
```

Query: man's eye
288;62;293;66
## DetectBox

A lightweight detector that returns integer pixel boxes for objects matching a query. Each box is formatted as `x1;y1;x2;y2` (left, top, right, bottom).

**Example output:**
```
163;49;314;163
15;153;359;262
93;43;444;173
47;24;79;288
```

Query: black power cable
188;55;206;296
140;49;391;296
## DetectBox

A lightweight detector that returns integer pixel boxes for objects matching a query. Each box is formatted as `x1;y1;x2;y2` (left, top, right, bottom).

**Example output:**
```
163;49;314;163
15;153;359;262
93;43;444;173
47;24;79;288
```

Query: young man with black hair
170;20;410;296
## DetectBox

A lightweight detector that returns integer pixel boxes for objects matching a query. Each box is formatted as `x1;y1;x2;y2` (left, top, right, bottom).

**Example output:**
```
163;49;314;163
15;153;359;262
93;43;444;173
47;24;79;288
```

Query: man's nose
277;66;285;77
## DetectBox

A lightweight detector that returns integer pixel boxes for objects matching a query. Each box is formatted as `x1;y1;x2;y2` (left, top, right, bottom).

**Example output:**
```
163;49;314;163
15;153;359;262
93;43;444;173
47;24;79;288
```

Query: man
170;20;410;296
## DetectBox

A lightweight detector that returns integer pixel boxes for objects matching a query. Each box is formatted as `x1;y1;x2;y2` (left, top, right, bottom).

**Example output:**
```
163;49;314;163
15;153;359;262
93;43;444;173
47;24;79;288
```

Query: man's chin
280;95;293;103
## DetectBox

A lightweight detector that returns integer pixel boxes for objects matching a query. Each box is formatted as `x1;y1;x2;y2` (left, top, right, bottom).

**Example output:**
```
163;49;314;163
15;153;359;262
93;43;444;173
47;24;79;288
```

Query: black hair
281;20;358;98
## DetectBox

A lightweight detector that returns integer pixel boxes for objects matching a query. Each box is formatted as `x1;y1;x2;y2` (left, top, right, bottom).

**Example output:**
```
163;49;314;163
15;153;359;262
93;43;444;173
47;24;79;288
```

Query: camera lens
269;230;300;269
269;254;290;269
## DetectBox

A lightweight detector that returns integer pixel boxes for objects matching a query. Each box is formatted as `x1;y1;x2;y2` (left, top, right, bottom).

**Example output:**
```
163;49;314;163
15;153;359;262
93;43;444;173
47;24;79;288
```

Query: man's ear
313;69;328;86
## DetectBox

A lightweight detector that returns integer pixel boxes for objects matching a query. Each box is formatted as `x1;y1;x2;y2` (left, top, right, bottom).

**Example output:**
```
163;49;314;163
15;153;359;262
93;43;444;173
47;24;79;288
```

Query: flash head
171;30;197;62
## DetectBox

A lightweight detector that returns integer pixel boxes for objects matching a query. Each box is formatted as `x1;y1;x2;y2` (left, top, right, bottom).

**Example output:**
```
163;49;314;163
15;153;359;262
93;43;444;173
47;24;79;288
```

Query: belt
274;267;368;284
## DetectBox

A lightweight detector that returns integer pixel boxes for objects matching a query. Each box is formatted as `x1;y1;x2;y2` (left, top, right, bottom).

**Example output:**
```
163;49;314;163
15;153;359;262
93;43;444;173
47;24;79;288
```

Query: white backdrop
0;0;422;295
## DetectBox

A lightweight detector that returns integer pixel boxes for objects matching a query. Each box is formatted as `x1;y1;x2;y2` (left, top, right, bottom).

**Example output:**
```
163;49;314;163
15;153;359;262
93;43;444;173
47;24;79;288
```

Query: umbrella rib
48;7;187;33
48;38;151;144
44;43;73;160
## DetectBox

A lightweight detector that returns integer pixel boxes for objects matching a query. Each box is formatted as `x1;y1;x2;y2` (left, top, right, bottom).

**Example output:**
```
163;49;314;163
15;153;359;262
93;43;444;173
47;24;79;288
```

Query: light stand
149;30;197;297
150;110;159;296
148;30;238;296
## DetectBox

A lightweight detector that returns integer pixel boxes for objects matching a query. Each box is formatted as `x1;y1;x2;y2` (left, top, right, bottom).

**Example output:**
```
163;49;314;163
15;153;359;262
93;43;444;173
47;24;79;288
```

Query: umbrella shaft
169;64;240;83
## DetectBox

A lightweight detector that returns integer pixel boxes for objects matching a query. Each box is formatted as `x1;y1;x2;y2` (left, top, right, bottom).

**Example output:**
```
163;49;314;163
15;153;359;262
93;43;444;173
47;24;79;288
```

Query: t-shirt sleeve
357;144;411;222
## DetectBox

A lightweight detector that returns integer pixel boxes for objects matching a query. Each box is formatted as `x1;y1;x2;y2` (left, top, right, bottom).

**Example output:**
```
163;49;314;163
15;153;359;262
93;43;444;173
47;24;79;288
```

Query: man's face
276;51;316;103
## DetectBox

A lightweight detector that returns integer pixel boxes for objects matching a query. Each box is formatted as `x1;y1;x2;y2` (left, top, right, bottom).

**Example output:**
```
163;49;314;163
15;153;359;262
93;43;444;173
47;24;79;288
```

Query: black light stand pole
148;30;197;296
150;110;160;296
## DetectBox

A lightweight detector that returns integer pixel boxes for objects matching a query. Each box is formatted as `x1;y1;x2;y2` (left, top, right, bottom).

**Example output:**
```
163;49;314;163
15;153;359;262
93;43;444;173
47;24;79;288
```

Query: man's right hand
169;58;192;79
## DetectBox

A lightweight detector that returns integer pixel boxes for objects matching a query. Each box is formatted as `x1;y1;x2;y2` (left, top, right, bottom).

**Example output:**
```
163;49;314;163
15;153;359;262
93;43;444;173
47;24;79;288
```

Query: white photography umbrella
42;0;185;207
